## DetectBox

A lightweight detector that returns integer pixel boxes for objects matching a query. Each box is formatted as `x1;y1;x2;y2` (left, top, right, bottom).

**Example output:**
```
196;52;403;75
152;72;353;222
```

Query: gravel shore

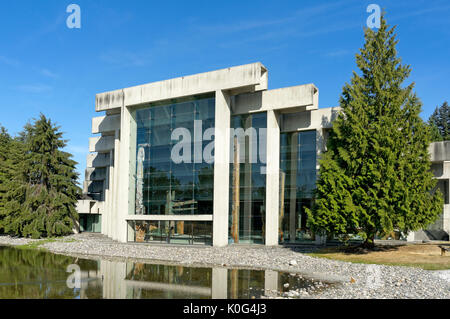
0;233;449;299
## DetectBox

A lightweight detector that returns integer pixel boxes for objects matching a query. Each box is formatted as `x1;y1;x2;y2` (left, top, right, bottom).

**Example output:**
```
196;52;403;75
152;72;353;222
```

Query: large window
131;95;215;216
79;214;102;233
229;112;267;244
128;220;212;245
279;130;317;243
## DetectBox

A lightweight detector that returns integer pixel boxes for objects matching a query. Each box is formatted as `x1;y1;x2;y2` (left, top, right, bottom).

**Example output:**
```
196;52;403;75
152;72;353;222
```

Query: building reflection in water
78;260;285;299
0;246;329;299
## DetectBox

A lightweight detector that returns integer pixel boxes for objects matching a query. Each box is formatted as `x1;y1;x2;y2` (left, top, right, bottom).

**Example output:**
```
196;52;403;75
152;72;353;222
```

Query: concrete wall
408;141;450;241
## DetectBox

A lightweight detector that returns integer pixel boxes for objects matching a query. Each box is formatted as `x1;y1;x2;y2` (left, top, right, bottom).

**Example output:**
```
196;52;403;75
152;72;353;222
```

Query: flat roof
95;62;268;112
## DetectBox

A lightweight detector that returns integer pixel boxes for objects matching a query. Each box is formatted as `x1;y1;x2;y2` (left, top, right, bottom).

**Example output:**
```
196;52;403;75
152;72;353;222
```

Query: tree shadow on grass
332;244;401;255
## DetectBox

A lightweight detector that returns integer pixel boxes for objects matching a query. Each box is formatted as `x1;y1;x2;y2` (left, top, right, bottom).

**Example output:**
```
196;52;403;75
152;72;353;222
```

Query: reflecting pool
0;246;331;299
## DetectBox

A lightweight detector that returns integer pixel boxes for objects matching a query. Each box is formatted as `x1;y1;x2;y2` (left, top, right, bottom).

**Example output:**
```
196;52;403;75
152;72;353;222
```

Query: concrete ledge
84;180;104;194
430;141;450;162
85;167;107;181
76;200;92;214
76;200;104;215
96;63;268;111
92;115;121;134
89;136;115;153
87;153;110;168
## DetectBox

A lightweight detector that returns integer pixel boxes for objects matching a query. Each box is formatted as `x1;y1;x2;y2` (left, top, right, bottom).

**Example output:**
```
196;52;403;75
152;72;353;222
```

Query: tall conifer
428;101;450;141
3;115;81;238
306;15;443;247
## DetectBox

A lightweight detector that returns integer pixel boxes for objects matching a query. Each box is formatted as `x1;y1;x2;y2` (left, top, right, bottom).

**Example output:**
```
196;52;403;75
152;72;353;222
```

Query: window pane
279;130;317;243
132;96;215;216
229;112;267;244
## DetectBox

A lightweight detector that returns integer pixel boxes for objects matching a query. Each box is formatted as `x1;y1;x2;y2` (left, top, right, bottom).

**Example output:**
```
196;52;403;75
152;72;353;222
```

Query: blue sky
0;0;449;180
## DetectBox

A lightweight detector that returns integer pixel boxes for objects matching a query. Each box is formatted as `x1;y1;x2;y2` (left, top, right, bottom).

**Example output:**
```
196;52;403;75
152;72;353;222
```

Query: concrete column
102;162;110;236
211;268;228;299
105;150;114;237
115;261;128;299
265;110;280;246
116;106;132;243
112;132;120;241
213;90;231;247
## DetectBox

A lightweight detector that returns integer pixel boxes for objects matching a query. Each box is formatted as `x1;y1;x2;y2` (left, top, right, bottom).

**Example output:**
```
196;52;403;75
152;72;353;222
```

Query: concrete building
407;141;450;241
76;62;449;246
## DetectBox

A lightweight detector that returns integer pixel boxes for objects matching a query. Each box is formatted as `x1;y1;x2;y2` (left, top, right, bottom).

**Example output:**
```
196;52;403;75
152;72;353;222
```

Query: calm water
0;245;330;299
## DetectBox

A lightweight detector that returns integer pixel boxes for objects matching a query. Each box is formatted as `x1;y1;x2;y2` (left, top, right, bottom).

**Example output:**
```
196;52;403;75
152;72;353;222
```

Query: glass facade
279;130;317;243
128;220;212;245
79;214;102;233
229;112;267;244
131;95;215;216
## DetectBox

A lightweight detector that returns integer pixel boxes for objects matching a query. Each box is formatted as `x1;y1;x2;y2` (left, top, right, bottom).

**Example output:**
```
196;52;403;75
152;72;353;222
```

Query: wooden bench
438;245;450;256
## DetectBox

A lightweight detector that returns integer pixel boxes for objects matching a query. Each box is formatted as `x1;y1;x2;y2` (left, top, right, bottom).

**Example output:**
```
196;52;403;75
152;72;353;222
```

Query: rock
284;283;290;288
289;260;297;266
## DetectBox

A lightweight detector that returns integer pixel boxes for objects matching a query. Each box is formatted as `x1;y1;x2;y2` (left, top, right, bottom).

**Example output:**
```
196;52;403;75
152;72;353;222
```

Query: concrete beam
281;106;340;133
232;84;318;115
96;63;268;111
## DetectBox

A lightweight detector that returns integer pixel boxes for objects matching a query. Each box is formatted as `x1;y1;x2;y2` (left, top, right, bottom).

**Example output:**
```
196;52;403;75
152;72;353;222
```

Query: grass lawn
307;244;450;270
16;237;78;250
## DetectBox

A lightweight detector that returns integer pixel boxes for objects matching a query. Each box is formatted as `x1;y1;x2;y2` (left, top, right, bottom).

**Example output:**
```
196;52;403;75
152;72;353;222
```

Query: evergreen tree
3;115;81;238
306;15;443;248
0;126;12;232
0;128;27;234
428;101;450;141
